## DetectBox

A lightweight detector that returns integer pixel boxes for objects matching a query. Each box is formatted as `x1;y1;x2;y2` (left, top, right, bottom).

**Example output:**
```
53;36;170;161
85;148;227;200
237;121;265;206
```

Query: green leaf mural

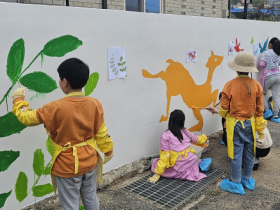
46;137;54;157
85;72;99;96
42;165;51;175
0;112;26;138
42;35;83;57
0;190;12;209
79;206;85;210
0;151;20;172
32;184;53;197
19;71;58;93
6;39;25;83
15;172;28;202
33;149;45;177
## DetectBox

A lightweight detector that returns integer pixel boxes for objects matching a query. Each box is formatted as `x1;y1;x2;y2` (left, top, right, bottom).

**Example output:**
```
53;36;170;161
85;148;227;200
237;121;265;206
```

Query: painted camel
142;50;223;132
188;51;196;60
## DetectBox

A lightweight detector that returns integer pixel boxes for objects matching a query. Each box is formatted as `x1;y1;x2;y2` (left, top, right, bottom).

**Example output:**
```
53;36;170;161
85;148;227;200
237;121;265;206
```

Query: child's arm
219;91;230;118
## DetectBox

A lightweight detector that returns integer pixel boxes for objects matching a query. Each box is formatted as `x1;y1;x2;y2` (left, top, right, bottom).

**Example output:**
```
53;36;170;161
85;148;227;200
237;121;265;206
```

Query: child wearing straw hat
208;52;267;195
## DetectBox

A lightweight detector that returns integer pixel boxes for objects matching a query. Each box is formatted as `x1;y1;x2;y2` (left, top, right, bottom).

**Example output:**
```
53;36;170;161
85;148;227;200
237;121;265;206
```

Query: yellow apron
225;114;256;159
50;138;103;194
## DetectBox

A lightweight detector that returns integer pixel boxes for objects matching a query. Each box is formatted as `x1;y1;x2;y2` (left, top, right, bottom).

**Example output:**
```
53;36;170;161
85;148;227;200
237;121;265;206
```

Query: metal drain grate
124;169;223;209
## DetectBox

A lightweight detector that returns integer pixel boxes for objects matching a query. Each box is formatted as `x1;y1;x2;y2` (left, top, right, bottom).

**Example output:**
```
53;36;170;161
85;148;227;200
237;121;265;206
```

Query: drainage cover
124;169;223;209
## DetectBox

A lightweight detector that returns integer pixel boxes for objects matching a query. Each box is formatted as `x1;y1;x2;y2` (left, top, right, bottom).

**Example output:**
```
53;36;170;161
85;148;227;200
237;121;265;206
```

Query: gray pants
56;167;99;210
263;74;280;116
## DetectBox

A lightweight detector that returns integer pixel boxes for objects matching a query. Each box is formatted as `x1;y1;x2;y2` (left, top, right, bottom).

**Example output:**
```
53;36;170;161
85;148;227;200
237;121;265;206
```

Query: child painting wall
0;3;280;209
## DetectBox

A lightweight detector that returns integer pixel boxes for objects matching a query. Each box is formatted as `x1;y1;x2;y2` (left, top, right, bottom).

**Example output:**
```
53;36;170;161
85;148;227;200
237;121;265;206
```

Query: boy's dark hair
168;110;185;143
57;58;89;89
272;40;280;56
269;37;279;46
219;92;222;100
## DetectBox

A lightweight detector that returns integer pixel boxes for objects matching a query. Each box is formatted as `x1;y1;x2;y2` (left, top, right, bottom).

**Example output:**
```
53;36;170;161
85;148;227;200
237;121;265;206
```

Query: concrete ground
23;121;280;210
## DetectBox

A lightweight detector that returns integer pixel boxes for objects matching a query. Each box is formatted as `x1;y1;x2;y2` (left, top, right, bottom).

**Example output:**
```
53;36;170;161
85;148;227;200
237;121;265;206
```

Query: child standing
147;110;208;184
12;58;113;210
217;52;266;195
258;38;280;122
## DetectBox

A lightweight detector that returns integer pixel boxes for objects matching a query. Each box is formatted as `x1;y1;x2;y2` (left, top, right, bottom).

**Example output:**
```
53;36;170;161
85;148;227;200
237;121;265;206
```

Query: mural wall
0;2;279;209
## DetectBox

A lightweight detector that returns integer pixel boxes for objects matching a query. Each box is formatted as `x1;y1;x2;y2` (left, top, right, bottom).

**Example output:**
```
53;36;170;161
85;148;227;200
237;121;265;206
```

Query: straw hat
228;52;258;72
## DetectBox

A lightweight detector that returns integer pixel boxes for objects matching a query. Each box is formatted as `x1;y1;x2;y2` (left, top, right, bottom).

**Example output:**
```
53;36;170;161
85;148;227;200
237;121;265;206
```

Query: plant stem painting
107;46;127;80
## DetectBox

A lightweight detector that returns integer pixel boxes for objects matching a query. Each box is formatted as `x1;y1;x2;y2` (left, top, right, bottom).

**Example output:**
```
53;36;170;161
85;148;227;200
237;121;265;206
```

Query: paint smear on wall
0;190;12;209
85;72;99;96
259;37;269;53
0;151;20;172
15;172;28;202
0;112;26;138
142;50;223;132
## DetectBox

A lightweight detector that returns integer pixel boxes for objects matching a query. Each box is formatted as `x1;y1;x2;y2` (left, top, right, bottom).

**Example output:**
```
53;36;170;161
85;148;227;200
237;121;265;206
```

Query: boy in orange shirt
12;58;113;210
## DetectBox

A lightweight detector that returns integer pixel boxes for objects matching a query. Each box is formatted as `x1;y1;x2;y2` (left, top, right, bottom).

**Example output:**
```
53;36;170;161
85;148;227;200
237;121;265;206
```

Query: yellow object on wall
142;51;223;132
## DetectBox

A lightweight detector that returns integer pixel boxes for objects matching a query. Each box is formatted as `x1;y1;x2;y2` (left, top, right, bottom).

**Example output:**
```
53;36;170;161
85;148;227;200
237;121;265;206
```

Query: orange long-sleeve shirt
220;75;263;120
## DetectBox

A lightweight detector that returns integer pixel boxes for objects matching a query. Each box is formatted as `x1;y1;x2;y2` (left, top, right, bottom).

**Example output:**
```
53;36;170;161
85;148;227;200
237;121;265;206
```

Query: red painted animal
188;51;196;60
234;38;244;52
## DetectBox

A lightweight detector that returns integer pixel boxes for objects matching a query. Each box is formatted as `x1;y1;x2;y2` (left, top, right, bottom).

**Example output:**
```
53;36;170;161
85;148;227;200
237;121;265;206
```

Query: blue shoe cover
263;110;273;119
219;179;246;195
271;117;280;123
220;141;225;145
241;175;255;190
199;158;211;172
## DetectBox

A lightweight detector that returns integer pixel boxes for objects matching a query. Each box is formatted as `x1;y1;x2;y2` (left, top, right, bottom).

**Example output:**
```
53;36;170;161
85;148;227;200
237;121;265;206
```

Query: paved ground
23;121;280;210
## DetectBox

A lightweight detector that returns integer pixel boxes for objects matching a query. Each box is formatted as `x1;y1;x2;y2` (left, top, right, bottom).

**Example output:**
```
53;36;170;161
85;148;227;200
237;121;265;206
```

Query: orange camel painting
142;50;223;132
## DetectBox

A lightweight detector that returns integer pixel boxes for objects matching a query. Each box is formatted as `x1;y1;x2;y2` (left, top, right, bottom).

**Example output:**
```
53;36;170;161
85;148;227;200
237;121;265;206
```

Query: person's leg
270;74;280;117
231;122;244;183
80;167;99;210
263;76;273;114
56;175;82;210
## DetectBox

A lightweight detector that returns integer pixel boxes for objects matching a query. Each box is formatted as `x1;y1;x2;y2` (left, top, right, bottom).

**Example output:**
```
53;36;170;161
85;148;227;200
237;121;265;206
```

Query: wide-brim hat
228;52;258;73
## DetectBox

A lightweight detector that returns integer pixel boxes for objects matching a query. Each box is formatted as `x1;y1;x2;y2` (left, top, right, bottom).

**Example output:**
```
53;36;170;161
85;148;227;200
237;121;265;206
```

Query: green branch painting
0;35;99;209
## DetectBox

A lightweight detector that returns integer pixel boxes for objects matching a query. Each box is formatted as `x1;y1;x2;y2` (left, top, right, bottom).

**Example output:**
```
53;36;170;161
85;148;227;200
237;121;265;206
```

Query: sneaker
241;175;255;190
263;110;273;119
271;117;280;123
219;178;246;195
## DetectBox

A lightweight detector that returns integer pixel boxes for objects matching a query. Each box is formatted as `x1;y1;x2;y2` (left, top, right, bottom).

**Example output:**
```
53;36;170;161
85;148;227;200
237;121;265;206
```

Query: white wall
0;3;279;209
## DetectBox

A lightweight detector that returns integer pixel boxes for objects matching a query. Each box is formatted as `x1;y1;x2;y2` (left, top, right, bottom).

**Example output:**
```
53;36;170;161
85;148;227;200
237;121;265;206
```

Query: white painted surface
0;2;279;209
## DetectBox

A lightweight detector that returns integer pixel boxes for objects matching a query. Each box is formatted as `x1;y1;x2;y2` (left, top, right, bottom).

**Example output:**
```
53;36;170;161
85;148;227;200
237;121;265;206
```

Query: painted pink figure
151;129;207;181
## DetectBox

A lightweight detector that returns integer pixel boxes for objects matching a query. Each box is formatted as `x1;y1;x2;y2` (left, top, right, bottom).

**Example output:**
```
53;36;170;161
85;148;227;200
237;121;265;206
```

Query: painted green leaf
32;184;53;197
120;56;123;62
42;165;51;175
0;151;20;172
19;71;58;94
46;137;54;157
118;63;122;66
0;190;12;209
15;172;28;202
122;61;126;65
84;72;99;96
0;112;26;138
33;149;45;177
79;206;85;210
6;38;25;83
42;35;83;57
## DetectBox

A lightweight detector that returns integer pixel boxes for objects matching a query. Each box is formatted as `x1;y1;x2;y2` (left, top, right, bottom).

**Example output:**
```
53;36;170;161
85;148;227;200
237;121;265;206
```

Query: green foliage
32;184;53;197
85;73;99;96
42;164;52;175
20;71;58;93
15;172;28;202
0;151;20;172
46;137;54;157
79;206;85;210
118;56;127;76
33;149;45;177
42;35;83;57
0;190;12;209
0;112;26;138
6;39;25;83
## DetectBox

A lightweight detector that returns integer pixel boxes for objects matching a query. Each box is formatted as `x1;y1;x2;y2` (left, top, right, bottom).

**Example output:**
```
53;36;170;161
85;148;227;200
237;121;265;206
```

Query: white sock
273;116;278;119
254;158;259;164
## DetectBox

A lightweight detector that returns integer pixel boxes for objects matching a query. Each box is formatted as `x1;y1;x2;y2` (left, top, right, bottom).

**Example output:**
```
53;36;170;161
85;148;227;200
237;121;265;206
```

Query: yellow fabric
196;134;207;145
12;101;41;126
155;148;196;175
64;92;85;98
219;106;228;118
225;114;256;159
95;122;114;153
255;116;267;131
103;152;114;164
147;174;160;183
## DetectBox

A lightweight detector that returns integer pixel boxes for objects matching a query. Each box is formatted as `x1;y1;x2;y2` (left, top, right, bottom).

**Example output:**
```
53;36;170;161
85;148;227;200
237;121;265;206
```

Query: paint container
190;144;204;159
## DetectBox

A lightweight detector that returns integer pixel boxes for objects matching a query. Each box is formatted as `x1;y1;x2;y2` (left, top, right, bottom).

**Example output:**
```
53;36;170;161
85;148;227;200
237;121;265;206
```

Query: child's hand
103;152;114;164
12;88;27;101
205;106;219;114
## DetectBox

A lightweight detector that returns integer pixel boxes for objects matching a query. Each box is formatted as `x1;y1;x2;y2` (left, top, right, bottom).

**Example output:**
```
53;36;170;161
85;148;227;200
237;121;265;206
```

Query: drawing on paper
254;43;259;56
228;40;234;56
234;38;244;52
186;49;197;62
142;50;223;132
259;37;269;53
108;47;127;80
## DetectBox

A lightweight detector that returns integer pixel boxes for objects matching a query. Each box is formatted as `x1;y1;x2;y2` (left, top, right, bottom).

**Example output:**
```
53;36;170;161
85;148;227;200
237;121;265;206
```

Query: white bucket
190;144;204;159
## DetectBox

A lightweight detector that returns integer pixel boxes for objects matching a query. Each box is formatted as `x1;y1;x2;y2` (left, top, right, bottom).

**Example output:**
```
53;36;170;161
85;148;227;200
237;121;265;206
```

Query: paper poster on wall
254;43;259;56
186;49;197;62
108;47;127;80
228;40;234;56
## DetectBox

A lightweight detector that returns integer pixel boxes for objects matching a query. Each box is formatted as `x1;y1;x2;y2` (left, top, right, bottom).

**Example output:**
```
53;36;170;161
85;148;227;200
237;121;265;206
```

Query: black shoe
253;163;259;171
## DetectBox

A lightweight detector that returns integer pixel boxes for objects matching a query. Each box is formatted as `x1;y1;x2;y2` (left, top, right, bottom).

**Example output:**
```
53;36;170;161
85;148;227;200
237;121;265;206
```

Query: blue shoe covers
220;141;225;145
219;179;246;195
241;175;255;190
271;117;280;123
199;158;211;172
263;110;273;119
